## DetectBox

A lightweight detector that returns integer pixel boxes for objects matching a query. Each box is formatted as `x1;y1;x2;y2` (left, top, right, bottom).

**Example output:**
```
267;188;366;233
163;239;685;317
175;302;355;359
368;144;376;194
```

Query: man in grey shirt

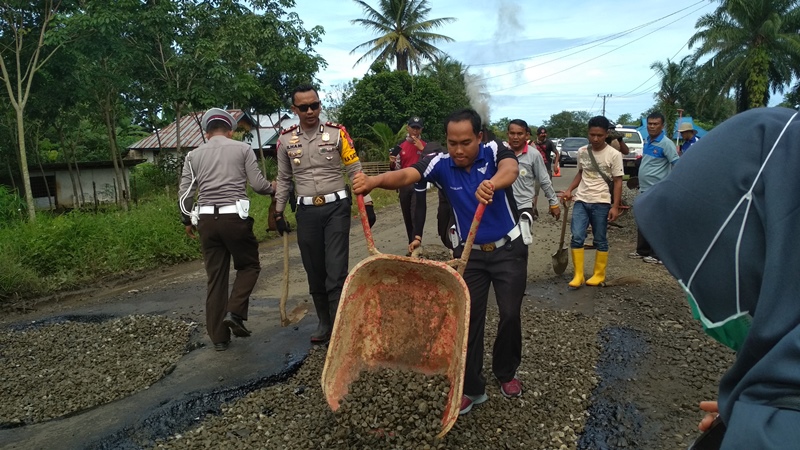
507;120;560;220
179;108;276;351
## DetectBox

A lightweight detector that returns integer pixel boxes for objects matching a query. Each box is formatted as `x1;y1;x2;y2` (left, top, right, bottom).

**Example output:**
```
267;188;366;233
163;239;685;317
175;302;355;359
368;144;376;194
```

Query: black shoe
214;341;229;351
223;313;252;337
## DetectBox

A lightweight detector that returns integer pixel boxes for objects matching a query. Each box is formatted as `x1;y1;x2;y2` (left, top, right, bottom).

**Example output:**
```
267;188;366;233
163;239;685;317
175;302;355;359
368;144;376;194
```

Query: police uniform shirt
179;135;274;220
412;140;518;244
275;122;362;211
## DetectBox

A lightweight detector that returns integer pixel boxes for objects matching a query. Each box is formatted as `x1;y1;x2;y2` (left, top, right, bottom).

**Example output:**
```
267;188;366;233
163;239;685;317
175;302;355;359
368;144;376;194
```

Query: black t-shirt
534;139;556;166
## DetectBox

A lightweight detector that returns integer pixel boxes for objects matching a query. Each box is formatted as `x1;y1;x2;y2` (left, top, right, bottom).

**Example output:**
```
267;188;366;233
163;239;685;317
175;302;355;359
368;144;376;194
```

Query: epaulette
281;124;298;135
325;121;343;129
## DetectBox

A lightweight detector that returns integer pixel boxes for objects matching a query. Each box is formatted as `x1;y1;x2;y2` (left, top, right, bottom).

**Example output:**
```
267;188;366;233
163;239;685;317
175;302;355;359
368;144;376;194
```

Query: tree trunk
69;140;85;206
14;108;36;221
255;111;267;175
102;95;128;211
58;127;80;208
33;139;53;210
746;46;770;110
175;101;183;155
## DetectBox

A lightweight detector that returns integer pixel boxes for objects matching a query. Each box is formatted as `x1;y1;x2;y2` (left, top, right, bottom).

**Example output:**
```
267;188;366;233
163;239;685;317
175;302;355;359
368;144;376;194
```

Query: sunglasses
294;101;320;113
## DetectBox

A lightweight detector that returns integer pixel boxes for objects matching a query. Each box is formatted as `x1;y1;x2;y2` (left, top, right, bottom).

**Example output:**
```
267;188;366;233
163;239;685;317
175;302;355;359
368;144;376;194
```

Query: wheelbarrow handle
455;202;486;276
356;194;380;255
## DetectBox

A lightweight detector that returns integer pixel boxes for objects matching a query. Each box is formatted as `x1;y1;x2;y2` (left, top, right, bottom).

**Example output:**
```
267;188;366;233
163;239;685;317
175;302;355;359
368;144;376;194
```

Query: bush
129;155;184;200
0;186;26;227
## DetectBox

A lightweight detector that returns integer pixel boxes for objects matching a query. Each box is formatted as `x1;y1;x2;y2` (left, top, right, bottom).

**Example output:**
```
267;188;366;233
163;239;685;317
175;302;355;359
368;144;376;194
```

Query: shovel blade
552;247;569;275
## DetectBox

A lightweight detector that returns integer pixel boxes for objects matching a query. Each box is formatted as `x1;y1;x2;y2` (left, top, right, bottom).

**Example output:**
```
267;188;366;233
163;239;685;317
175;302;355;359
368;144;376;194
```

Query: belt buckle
480;243;496;252
312;195;325;206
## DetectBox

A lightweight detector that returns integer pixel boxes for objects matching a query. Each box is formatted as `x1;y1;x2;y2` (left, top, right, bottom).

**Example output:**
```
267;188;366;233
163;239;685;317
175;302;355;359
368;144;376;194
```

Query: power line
468;0;705;71
616;38;692;98
487;2;708;95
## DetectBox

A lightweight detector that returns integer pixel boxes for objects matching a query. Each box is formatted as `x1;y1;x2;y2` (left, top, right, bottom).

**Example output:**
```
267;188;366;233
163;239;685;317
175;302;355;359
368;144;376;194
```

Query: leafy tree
350;0;455;72
489;117;510;141
336;68;472;146
542;111;592;138
354;122;405;161
0;0;67;220
615;113;634;126
779;82;800;109
689;0;800;111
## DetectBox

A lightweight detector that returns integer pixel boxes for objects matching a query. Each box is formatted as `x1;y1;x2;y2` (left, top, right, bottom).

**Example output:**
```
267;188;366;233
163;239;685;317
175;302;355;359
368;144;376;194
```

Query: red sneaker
459;393;488;415
500;378;522;398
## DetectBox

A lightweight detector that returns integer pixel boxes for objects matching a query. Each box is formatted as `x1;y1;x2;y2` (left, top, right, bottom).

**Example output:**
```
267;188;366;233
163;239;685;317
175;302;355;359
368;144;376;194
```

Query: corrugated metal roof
127;109;255;150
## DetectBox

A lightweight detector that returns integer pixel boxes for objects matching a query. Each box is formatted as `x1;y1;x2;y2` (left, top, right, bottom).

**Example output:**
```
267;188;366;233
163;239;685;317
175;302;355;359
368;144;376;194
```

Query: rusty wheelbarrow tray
322;195;484;438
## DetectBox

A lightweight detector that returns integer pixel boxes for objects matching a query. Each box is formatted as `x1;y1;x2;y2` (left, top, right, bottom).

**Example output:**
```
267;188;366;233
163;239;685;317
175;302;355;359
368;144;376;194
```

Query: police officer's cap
201;108;236;132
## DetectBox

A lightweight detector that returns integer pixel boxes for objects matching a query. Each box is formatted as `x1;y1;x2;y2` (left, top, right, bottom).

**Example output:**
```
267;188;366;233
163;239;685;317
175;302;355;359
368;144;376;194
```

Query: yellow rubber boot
586;251;608;286
569;248;585;289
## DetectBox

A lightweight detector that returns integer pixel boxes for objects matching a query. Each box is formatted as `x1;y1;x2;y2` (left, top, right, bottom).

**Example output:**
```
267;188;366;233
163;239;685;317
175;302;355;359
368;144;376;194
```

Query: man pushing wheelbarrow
353;109;528;416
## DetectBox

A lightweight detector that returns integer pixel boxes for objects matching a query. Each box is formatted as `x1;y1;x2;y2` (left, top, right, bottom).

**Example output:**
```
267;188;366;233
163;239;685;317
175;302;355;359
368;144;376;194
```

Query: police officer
178;108;276;352
274;85;373;344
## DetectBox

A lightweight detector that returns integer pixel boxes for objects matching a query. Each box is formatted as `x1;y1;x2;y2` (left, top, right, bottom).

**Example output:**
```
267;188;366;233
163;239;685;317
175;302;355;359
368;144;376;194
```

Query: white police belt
297;189;347;206
198;205;238;215
471;225;521;252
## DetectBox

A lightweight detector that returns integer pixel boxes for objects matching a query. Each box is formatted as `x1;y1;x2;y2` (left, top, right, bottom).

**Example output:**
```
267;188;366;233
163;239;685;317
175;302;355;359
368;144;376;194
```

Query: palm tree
688;0;800;111
354;122;406;161
350;0;455;72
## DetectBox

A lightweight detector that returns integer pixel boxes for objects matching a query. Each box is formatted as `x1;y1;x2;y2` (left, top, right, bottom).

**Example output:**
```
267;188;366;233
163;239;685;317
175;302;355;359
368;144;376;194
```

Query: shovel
267;194;305;327
552;199;571;275
321;195;484;438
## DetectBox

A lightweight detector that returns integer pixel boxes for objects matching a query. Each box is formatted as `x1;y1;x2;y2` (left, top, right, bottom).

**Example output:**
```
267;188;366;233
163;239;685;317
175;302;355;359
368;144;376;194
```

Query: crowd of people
177;86;798;447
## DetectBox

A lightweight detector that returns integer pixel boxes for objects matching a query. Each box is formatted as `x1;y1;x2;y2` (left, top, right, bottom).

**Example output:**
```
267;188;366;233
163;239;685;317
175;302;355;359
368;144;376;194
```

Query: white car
615;126;643;177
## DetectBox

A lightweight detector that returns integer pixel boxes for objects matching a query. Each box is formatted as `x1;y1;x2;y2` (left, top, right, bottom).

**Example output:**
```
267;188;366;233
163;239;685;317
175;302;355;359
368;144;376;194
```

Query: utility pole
598;94;612;116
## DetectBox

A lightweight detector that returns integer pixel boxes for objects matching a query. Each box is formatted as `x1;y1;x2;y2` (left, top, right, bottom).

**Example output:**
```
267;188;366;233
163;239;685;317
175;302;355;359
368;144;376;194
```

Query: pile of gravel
155;307;602;450
336;369;449;447
0;315;194;426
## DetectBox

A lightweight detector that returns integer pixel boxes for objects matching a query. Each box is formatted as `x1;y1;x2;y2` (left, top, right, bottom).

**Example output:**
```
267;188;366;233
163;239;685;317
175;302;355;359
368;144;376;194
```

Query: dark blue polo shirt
412;141;518;244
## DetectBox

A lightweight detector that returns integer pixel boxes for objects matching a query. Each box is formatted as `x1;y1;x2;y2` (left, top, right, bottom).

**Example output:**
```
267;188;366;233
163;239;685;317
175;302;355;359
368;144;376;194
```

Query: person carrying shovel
353;108;527;415
562;115;623;289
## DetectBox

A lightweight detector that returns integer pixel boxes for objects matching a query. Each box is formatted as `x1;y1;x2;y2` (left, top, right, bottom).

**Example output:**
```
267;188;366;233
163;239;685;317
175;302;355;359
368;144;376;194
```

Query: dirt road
0;168;733;449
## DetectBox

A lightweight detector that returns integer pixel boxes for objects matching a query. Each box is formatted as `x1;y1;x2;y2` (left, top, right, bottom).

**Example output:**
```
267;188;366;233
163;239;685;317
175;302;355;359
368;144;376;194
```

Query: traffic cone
554;164;561;177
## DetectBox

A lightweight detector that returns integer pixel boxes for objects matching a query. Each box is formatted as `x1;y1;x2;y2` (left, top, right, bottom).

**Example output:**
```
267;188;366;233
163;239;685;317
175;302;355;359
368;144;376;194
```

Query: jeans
570;201;610;252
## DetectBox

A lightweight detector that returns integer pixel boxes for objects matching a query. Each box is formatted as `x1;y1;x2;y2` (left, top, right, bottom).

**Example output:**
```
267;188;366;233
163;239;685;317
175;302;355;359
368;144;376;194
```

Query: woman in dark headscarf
635;107;800;449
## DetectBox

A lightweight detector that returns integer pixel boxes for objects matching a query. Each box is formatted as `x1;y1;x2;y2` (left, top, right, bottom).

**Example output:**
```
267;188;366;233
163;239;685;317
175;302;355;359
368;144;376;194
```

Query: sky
286;0;777;128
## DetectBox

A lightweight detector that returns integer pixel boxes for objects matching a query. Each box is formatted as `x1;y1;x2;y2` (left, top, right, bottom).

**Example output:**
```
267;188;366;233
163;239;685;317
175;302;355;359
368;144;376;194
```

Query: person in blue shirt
635;107;800;449
353;108;526;415
678;121;700;156
629;112;679;264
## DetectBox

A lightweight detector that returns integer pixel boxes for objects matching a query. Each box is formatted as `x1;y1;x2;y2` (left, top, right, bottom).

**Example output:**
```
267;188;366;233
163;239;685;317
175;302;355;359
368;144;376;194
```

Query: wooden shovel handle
356;194;379;255
456;202;486;276
280;232;290;326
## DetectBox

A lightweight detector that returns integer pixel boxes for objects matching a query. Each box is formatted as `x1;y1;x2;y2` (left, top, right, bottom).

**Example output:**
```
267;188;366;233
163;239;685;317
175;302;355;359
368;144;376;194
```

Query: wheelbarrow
321;195;484;438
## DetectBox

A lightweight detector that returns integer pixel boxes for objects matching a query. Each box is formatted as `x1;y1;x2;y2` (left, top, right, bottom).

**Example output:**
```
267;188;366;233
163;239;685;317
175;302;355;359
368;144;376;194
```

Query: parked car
615;126;644;177
559;137;589;166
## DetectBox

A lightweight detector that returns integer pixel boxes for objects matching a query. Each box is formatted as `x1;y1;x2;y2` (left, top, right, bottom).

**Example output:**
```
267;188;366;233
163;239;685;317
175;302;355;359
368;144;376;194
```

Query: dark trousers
399;184;417;243
437;190;455;249
454;237;528;396
296;199;351;303
636;228;656;258
197;214;261;344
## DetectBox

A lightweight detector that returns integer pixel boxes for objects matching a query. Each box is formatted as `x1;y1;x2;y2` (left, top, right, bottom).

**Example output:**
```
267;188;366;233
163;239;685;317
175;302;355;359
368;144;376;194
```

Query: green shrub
0;186;26;227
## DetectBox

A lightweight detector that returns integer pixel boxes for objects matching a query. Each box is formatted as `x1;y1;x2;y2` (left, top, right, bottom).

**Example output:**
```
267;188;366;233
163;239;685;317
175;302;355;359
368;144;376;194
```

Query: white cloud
291;0;719;126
